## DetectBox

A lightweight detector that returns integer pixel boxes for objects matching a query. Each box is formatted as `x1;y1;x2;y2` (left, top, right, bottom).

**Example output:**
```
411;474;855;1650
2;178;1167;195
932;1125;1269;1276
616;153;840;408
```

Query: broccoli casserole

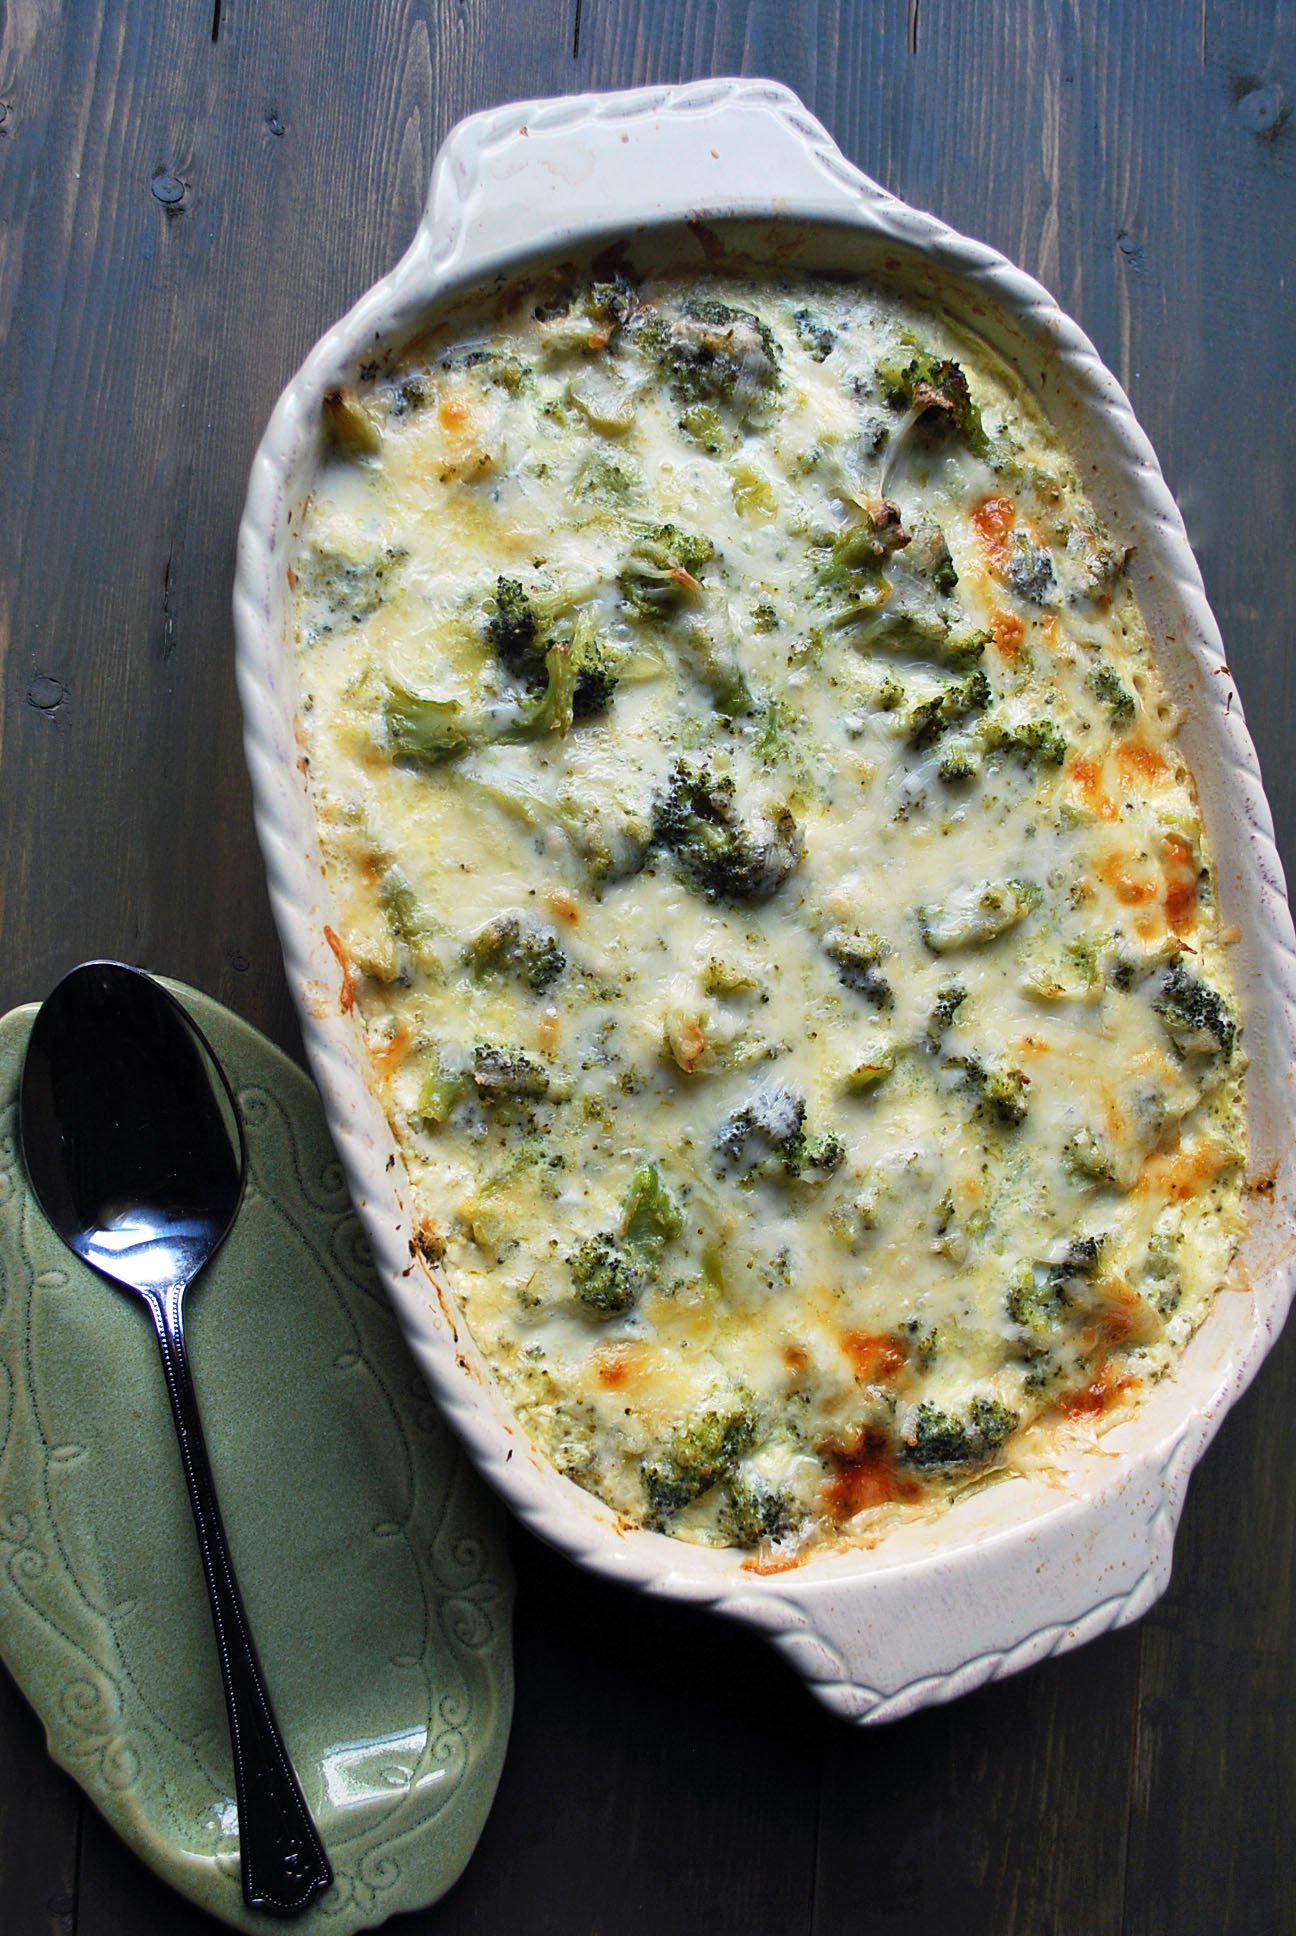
290;269;1246;1561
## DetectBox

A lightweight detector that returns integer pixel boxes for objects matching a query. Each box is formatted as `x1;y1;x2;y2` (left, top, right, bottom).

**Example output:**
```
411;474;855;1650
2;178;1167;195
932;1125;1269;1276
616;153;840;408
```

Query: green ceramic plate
0;982;513;1932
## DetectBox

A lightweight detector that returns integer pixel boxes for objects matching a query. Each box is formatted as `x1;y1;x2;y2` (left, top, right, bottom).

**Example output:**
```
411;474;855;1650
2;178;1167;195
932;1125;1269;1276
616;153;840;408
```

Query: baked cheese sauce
292;273;1245;1560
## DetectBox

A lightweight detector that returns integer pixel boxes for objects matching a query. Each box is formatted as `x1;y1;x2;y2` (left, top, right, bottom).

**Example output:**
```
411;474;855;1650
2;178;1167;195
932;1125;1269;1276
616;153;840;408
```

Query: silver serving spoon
19;961;332;1918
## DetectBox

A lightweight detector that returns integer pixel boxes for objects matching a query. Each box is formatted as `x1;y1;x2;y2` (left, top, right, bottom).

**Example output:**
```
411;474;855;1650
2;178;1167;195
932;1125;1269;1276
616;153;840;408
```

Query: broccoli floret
942;627;993;669
1008;1236;1106;1334
383;632;577;767
485;575;541;671
435;347;531;396
568;1163;683;1320
322;387;381;459
918;878;1039;954
1007;537;1057;606
792;306;836;361
563;609;621;720
715;1086;805;1169
464;915;566;993
1006;1264;1067;1333
714;1086;844;1183
415;1056;472;1127
380;866;437;956
720;1473;802;1547
1058;1234;1105;1277
823;929;894;1008
1151;961;1238;1059
618;523;717;617
572;651;620;720
906;668;992;750
622;1162;685;1254
383;682;481;765
876;348;991;459
821;499;911;578
982;715;1069;767
1063;1126;1119;1184
800;1130;846;1174
925;982;967;1048
638;297;782;421
650;760;802;903
501;642;578;744
676;623;754;717
901;1395;1019;1469
1087;665;1136;727
946;1054;1030;1126
752;601;779;633
490;353;531;395
484;577;607;710
386;643;575;765
568;1232;644;1318
472;1044;551;1103
753;697;800;763
533;276;639;351
841;1050;896;1093
825;592;989;671
642;1400;757;1525
979;1064;1030;1127
586;275;640;327
678;403;737;455
1066;511;1129;600
1146;1230;1183;1316
938;743;979;783
574;451;637;503
299;543;407;637
390;374;427;415
906;519;959;594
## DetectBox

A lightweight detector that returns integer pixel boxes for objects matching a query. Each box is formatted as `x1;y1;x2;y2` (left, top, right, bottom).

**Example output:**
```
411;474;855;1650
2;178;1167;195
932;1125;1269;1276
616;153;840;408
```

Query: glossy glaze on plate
235;78;1296;1722
0;985;513;1932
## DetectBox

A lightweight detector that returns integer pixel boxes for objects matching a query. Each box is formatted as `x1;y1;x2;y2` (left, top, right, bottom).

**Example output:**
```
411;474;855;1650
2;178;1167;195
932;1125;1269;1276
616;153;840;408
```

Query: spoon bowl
20;962;332;1918
21;960;245;1295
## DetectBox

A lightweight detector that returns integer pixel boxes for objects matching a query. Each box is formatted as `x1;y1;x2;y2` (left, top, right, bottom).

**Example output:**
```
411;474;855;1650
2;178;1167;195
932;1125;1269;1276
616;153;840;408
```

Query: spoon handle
151;1284;332;1917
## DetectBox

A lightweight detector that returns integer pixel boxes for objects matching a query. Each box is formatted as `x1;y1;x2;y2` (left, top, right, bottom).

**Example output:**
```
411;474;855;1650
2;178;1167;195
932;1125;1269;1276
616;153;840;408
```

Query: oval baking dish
235;78;1296;1723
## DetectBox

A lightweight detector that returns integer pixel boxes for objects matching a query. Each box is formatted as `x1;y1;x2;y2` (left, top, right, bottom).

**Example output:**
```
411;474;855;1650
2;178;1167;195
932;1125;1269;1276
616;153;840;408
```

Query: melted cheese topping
292;271;1246;1560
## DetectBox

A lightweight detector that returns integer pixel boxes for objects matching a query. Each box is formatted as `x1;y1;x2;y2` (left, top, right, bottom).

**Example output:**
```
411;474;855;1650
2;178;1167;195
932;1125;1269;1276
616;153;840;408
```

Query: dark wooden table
2;5;1293;1933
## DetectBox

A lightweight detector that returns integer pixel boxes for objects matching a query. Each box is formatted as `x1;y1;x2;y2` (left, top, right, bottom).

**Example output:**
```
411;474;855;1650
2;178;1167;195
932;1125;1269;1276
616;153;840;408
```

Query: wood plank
1123;1324;1296;1936
580;0;845;101
0;1667;81;1936
812;1632;1141;1936
433;1526;820;1936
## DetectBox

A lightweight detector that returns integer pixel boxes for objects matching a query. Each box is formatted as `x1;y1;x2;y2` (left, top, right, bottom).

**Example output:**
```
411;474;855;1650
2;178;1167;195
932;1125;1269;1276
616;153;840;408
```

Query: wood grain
0;2;1292;1931
0;1667;80;1936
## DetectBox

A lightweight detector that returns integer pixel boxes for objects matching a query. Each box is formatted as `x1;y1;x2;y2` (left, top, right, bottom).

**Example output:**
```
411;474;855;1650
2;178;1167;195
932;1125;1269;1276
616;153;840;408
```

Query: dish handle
417;77;902;285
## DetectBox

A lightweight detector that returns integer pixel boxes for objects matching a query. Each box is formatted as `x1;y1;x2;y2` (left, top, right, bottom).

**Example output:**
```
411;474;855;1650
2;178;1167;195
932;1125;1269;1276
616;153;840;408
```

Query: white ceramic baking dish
234;78;1296;1723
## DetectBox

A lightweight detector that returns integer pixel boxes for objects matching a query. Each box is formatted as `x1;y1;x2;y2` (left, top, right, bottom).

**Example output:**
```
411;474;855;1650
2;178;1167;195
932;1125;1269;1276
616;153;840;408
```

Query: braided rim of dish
234;78;1296;1723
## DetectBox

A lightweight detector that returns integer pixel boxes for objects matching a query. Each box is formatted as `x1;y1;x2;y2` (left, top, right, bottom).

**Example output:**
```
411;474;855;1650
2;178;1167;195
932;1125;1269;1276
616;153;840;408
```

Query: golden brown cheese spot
990;608;1025;664
1161;832;1200;935
1056;1365;1133;1422
841;1331;907;1386
971;493;1016;569
824;1430;924;1519
1139;1137;1238;1205
1115;736;1168;787
1100;850;1160;906
1070;753;1119;822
